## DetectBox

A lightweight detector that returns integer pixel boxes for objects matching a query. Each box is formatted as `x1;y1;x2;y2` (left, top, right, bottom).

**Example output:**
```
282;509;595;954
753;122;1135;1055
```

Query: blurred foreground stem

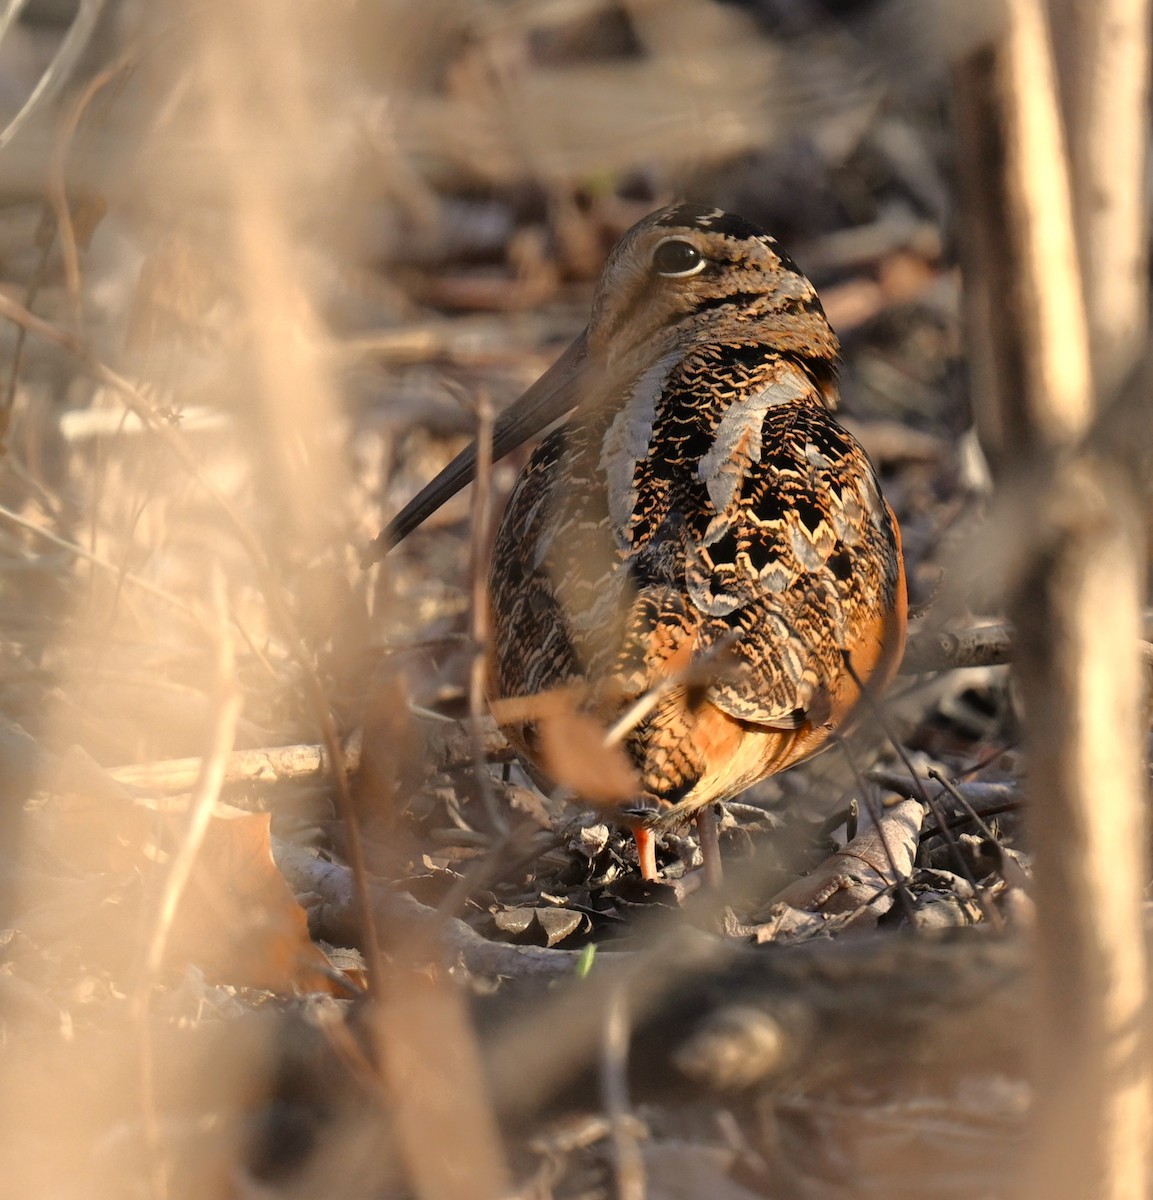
955;0;1151;1196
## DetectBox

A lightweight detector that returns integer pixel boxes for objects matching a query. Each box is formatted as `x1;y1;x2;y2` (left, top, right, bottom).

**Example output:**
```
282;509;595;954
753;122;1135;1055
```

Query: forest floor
1;4;1145;1198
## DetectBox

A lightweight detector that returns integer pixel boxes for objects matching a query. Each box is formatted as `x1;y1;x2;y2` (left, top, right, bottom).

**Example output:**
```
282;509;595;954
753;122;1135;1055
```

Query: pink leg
633;827;658;881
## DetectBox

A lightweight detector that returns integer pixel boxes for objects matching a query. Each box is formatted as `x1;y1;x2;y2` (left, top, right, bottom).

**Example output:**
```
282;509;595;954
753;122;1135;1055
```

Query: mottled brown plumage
375;204;907;880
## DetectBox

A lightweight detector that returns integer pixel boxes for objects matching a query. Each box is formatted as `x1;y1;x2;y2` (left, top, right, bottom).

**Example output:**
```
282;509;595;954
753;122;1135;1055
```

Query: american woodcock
371;204;907;882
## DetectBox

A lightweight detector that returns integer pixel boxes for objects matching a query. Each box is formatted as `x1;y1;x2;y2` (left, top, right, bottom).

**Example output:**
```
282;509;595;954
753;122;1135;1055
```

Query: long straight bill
364;328;592;564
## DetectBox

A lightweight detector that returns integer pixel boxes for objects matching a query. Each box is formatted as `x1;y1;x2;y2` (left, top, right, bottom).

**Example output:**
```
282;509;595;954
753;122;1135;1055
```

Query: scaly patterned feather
381;202;907;875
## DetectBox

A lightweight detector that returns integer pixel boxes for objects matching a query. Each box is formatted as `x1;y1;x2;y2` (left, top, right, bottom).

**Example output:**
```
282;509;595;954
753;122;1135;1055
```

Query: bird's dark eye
651;237;705;278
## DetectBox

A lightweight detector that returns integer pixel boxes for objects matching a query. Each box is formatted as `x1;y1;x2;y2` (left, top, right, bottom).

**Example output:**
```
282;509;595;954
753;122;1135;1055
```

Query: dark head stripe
655;204;812;280
655;204;773;244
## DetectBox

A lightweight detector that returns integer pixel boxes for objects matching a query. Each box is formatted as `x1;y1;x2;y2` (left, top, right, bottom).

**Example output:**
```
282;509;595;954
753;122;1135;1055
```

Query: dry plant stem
1015;469;1149;1200
842;657;998;926
0;210;53;438
47;51;136;313
376;957;511;1200
139;579;241;981
954;1;1092;468
0;0;107;151
900;621;1153;676
836;737;917;924
187;6;507;1182
133;575;241;1200
602;985;646;1200
111;736;362;794
467;391;507;836
1049;0;1151;398
956;1;1151;1194
190;1;345;553
0;275;388;1005
900;623;1013;672
0;501;199;619
108;721;511;796
0;1;29;44
274;604;387;1000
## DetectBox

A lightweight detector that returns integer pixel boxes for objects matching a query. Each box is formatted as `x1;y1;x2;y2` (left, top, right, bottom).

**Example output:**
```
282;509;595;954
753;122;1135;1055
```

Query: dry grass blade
137;575;241;983
844;656;1000;926
1050;0;1151;397
133;573;240;1200
0;0;107;150
466;389;508;834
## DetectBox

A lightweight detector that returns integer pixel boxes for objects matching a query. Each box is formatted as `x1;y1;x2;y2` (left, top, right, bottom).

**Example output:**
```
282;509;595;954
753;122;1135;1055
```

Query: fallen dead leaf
536;708;639;807
158;808;345;994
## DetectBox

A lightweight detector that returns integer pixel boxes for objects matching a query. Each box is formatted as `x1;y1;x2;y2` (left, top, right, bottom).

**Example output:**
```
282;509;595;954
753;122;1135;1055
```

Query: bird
369;203;907;883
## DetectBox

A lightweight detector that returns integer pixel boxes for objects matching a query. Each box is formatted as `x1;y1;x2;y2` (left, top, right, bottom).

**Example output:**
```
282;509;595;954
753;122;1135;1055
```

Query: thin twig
925;768;1005;845
0;288;387;999
133;573;241;1200
0;0;108;150
0;206;54;442
603;635;737;747
0;501;200;620
466;388;507;835
47;50;136;314
900;623;1013;672
139;574;241;980
836;737;917;924
843;655;1001;928
926;768;1030;895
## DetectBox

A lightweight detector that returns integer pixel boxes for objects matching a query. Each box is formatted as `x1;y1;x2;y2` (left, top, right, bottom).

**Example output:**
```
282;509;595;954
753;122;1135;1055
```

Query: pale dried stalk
998;0;1092;438
109;720;513;796
955;2;1151;1196
190;0;345;556
163;11;514;1193
0;0;107;151
111;738;358;795
134;573;241;1200
1049;0;1152;397
373;386;516;1200
141;4;398;1015
955;0;1092;463
139;575;241;982
467;390;508;835
0;500;198;620
1016;469;1149;1200
899;622;1153;674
